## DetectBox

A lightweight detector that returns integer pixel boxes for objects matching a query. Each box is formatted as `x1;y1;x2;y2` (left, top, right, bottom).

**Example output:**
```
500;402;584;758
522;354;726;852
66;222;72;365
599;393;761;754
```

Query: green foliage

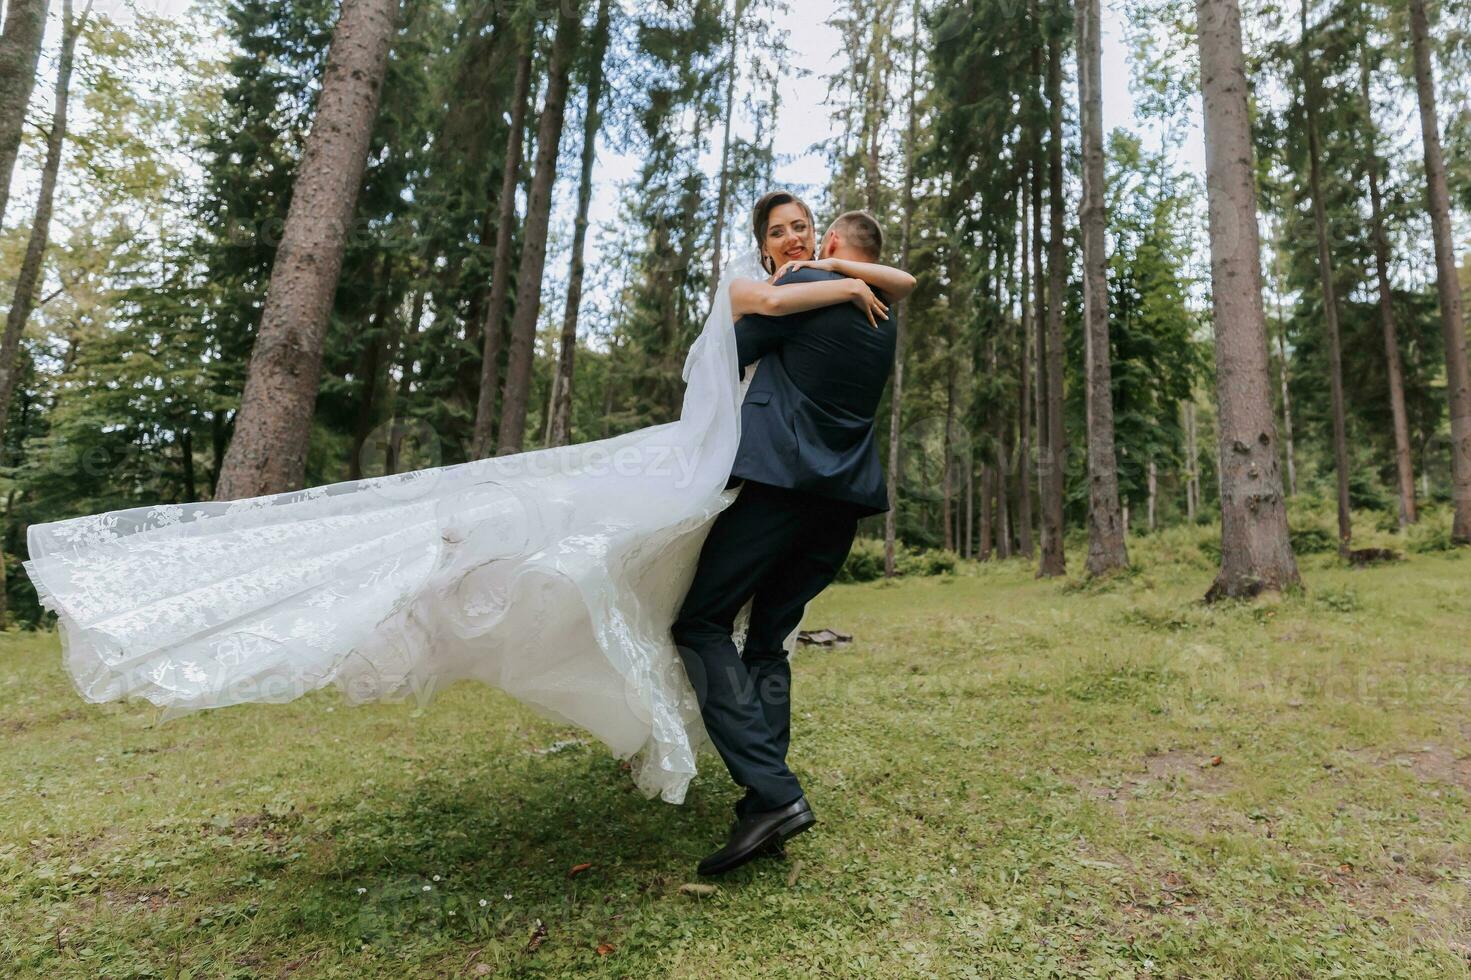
1311;584;1362;613
1128;521;1220;571
835;536;957;583
1405;508;1460;554
600;0;785;435
1099;131;1207;516
5;0;1468;629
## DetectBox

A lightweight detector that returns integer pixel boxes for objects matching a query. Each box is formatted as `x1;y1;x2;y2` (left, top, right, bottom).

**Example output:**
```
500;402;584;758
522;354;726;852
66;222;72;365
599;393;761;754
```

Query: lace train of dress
23;255;772;805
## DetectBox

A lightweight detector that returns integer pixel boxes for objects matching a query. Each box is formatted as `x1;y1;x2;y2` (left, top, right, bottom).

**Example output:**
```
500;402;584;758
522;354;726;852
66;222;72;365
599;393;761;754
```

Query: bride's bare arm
729;276;889;327
770;258;916;300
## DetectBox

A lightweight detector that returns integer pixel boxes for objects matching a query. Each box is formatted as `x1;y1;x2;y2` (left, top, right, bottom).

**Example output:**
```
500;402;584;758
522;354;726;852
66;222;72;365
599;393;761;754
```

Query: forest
0;0;1468;624
5;1;1471;974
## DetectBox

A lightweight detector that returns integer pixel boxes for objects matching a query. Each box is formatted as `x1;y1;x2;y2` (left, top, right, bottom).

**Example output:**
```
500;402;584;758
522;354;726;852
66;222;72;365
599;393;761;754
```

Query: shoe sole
773;810;816;842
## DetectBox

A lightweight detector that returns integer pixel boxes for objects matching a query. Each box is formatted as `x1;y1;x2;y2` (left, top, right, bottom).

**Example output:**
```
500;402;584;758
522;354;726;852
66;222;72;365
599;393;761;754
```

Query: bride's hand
847;279;888;328
769;257;837;283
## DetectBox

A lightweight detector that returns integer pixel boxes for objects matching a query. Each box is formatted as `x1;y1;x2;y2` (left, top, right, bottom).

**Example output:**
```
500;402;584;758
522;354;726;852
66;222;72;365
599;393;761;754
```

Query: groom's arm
735;308;808;369
732;267;836;369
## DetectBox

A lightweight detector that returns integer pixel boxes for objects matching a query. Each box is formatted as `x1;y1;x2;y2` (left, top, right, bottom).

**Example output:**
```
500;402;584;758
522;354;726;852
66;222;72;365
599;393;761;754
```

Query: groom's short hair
830;210;884;260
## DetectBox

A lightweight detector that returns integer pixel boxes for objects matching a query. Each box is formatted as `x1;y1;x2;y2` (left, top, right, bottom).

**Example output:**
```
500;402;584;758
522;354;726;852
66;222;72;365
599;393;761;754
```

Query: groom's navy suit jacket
730;267;897;516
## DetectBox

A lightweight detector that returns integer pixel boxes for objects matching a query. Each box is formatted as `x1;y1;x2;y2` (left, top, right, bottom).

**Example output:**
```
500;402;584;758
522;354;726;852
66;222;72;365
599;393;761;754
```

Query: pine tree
0;0;50;228
496;4;579;455
1299;0;1353;556
1407;0;1471;544
548;0;613;448
1196;0;1300;599
1076;0;1128;573
1039;0;1068;578
470;41;534;459
1357;32;1416;526
214;0;398;497
0;0;90;454
884;0;923;578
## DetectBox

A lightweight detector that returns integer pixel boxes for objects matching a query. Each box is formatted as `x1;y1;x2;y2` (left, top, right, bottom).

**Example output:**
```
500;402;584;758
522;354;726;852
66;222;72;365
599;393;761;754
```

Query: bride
23;190;913;805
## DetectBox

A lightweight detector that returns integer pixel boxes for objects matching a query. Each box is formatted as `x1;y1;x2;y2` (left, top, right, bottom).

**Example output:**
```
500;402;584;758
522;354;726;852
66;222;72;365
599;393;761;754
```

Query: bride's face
761;202;816;270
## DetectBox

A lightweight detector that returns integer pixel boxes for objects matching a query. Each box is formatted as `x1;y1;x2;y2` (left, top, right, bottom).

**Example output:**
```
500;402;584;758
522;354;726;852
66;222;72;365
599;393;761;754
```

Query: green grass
2;533;1469;978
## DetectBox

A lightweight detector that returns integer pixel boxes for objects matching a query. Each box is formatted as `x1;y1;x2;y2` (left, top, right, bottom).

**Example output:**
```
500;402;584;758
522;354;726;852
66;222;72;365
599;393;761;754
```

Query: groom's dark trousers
672;265;897;819
672;480;863;818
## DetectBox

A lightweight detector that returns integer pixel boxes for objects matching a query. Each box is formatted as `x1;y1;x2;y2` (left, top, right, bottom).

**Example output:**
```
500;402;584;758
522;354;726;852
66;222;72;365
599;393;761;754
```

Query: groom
671;209;898;876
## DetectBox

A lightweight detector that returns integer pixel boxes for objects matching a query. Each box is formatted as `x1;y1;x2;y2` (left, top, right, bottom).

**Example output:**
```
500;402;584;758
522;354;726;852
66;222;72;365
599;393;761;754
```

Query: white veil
24;250;772;805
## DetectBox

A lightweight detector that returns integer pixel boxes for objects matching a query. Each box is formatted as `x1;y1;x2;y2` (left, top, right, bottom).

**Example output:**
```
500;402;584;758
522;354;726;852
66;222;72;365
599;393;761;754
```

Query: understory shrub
838;538;957;583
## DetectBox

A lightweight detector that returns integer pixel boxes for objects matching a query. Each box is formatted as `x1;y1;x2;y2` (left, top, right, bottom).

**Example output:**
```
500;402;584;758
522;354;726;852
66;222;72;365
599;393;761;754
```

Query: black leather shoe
723;819;787;858
697;796;815;876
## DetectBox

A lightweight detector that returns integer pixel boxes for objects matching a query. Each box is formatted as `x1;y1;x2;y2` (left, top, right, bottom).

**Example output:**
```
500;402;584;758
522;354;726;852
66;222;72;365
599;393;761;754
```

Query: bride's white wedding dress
23;253;780;805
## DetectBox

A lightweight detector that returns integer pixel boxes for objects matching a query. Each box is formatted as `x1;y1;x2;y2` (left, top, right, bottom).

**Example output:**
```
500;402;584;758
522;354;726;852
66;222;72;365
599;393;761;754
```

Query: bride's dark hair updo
752;190;815;274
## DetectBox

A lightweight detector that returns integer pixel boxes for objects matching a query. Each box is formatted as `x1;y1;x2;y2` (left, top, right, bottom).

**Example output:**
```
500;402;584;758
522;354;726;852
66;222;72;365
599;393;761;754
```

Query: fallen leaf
568;862;593;878
786;860;802;888
1338;862;1354;874
525;918;547;953
1208;756;1223;767
472;965;493;976
677;883;718;897
596;942;616;956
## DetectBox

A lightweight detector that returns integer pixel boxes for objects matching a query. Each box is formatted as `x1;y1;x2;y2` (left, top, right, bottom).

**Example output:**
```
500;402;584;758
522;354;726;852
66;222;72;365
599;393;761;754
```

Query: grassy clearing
1;529;1469;978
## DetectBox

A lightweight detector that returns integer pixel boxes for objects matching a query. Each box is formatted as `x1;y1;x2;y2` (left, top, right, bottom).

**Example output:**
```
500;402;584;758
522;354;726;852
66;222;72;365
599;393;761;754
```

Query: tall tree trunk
1407;0;1471;544
1077;0;1128;574
349;254;397;479
1301;1;1352;558
384;280;425;475
549;0;611;448
1017;176;1035;556
0;0;87;452
884;0;921;579
497;7;579;455
1359;49;1416;526
1272;283;1298;496
861;1;892;210
0;0;49;229
209;410;228;495
1038;18;1068;578
942;356;956;553
1029;0;1049;566
470;47;533;459
943;239;961;556
1032;140;1048;562
181;428;197;501
978;464;992;560
1184;400;1199;522
1146;458;1157;531
996;431;1013;557
1196;0;1300;600
990;332;1013;558
0;487;15;624
708;0;740;305
215;0;397;498
964;458;974;559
